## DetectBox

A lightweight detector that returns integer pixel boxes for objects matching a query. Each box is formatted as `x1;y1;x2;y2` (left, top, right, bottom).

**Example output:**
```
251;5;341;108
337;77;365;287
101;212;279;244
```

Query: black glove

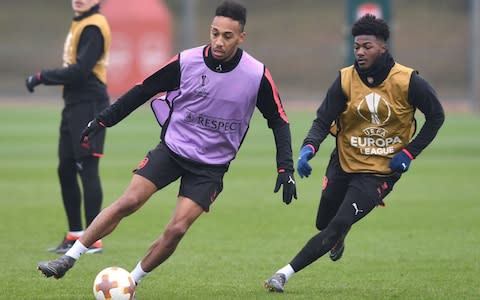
25;72;42;93
274;169;297;205
80;119;106;149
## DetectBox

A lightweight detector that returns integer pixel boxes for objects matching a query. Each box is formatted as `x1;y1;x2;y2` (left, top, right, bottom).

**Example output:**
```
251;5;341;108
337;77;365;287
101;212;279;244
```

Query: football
93;267;136;300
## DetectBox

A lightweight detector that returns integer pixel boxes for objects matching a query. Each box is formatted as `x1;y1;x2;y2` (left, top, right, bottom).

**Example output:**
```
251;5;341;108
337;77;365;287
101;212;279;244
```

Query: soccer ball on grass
93;267;136;300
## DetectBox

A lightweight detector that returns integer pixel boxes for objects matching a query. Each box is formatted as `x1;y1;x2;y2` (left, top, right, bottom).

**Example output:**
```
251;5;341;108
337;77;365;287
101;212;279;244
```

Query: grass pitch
0;102;479;299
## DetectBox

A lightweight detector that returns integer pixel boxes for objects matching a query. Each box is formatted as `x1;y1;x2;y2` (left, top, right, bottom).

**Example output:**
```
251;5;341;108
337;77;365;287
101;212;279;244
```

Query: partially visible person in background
25;0;111;254
264;14;445;293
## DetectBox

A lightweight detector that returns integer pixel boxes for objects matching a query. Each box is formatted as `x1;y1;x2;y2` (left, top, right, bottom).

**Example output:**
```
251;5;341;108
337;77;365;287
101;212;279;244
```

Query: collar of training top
354;52;395;87
203;45;243;73
73;4;100;21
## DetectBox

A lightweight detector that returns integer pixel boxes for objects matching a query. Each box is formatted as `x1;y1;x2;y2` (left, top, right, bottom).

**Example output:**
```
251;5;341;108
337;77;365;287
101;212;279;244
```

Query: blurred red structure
102;0;173;97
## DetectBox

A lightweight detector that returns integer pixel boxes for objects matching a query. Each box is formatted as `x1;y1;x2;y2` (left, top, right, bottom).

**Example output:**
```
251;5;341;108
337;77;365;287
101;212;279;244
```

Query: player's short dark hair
351;14;390;42
215;0;247;31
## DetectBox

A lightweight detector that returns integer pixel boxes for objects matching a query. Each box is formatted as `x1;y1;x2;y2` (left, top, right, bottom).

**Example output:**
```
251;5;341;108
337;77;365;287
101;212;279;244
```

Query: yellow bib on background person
63;14;111;84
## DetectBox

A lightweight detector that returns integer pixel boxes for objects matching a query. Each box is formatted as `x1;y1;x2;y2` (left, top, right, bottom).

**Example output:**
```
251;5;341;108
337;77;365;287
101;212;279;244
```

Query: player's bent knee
322;219;350;247
330;218;350;235
316;219;328;231
113;195;145;216
163;223;188;245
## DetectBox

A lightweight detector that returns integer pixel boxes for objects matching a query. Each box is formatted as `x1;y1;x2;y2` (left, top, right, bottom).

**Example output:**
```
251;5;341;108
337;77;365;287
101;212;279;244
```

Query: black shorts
59;101;108;160
316;150;401;230
134;142;228;212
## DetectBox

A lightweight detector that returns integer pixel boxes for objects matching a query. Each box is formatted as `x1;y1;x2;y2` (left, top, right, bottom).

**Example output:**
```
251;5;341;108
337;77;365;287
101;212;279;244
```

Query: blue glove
389;149;414;173
297;145;315;178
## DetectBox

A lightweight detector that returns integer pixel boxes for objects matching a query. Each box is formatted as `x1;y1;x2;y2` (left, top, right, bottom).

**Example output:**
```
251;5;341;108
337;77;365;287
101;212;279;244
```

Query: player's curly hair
215;0;247;31
351;14;390;42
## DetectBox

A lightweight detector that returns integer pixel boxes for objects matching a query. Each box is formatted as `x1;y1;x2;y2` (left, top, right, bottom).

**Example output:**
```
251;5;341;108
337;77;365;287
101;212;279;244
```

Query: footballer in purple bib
38;0;297;295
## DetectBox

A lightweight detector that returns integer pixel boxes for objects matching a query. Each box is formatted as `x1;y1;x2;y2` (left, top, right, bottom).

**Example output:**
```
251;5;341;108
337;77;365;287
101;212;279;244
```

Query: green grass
1;103;479;299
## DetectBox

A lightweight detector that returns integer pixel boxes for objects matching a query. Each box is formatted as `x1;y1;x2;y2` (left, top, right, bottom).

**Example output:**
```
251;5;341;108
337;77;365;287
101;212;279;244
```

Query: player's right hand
297;145;315;178
80;119;106;149
25;72;42;93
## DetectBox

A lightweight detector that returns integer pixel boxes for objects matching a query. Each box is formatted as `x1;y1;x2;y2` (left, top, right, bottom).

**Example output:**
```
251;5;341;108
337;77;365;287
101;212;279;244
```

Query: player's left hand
389;148;414;173
25;72;42;93
274;169;297;205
